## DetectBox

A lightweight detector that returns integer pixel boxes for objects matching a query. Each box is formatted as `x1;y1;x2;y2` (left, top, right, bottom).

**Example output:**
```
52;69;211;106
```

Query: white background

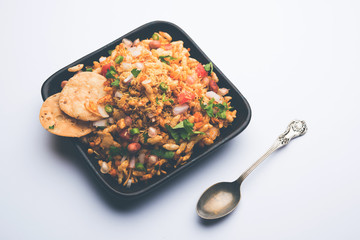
1;0;359;239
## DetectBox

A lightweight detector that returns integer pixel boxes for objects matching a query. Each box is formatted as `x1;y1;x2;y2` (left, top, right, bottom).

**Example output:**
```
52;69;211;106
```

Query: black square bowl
41;21;251;199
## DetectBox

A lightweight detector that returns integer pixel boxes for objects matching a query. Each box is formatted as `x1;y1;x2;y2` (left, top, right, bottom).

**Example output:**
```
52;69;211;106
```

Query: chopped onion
218;88;229;96
148;127;157;137
114;91;123;98
100;162;110;174
99;56;106;62
93;119;108;127
122;38;132;48
206;91;222;103
97;105;110;118
129;47;141;57
142;79;151;85
133;38;140;46
135;62;144;70
108;117;114;124
123;74;134;84
148;155;158;165
138;152;146;164
129;156;136;169
122;62;132;70
126;179;132;188
173;104;189;115
121;156;127;163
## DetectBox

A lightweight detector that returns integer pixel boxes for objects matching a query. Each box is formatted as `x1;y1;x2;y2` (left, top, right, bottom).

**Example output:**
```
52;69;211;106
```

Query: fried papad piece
59;72;107;121
39;93;93;137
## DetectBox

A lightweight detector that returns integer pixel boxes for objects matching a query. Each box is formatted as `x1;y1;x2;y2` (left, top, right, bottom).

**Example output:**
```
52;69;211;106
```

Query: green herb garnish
143;132;149;143
85;68;93;72
152;33;159;40
106;66;117;79
162;93;174;104
111;79;120;87
165;119;204;143
204;62;213;74
151;148;175;159
130;128;140;135
109;146;128;156
115;55;124;64
159;55;177;65
200;97;215;117
108;49;113;55
165;124;180;143
135;162;146;171
109;146;121;156
215;102;230;119
104;104;113;113
49;125;54;129
159;82;168;92
131;68;141;78
199;97;229;119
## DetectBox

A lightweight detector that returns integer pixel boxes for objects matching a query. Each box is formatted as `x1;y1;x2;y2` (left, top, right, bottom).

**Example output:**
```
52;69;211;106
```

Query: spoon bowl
197;181;240;220
196;120;307;220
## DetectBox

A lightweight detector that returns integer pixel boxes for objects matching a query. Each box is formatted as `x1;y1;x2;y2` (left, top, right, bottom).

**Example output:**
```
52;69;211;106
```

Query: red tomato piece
178;91;195;104
195;63;208;78
101;63;112;76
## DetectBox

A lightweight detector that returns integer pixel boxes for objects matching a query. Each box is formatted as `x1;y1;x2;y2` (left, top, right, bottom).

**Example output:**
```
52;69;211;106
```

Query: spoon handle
236;120;307;184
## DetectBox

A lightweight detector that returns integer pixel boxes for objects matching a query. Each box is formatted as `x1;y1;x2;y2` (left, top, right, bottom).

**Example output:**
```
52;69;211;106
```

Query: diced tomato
101;63;112;76
195;63;208;78
178;91;195;104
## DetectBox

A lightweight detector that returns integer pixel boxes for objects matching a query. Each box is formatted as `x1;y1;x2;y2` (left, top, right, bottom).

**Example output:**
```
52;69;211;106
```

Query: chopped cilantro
85;68;93;72
166;119;204;143
108;49;113;55
109;146;128;157
49;125;54;129
161;93;174;104
200;97;229;119
109;146;121;156
165;124;180;143
119;146;128;156
131;68;141;78
106;66;117;79
151;148;175;159
200;97;215;117
111;79;120;87
159;55;177;65
215;102;230;119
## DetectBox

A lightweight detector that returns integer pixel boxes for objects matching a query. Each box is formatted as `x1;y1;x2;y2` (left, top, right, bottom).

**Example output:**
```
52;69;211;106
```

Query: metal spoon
196;120;307;220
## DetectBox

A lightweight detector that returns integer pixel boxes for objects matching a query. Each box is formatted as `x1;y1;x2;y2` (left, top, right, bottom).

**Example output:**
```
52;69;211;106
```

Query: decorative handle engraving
277;120;307;147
